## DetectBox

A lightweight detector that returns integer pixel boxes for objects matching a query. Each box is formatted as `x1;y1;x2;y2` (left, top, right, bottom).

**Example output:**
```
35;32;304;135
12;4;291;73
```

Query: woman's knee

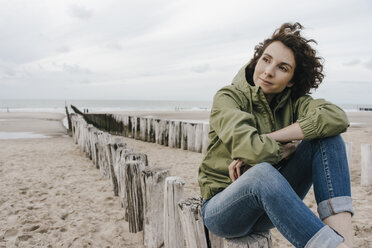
241;162;290;195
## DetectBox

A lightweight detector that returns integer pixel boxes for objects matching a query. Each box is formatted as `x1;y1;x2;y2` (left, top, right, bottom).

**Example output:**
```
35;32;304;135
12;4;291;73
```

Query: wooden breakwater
70;113;272;248
72;111;210;154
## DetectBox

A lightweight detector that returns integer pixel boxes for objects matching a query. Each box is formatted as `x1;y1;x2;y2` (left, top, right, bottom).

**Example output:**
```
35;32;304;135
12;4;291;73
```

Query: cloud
364;59;372;70
106;43;122;50
56;46;71;53
61;64;92;74
191;64;210;73
68;4;93;19
343;59;361;66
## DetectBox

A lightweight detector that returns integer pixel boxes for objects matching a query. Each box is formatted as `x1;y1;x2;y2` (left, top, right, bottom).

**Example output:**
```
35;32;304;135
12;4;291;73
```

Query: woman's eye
262;57;270;62
279;65;288;72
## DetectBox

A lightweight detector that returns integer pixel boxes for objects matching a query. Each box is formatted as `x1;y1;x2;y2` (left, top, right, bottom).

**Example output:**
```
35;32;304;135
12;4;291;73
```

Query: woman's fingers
236;160;243;178
228;159;243;182
228;160;238;181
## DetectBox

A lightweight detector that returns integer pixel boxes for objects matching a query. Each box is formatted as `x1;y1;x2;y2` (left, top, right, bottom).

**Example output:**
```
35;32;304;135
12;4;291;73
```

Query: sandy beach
1;111;372;247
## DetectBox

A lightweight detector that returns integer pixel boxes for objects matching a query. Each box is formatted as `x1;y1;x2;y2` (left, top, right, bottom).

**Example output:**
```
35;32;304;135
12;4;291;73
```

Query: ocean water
1;99;371;113
0;99;213;113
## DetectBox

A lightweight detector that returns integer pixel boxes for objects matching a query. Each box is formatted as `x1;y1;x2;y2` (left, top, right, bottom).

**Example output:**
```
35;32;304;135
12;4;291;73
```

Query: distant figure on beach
199;23;353;248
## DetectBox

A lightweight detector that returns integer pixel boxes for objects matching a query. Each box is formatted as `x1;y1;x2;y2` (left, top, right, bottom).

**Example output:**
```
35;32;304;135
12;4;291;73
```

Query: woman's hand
281;141;301;160
229;159;251;182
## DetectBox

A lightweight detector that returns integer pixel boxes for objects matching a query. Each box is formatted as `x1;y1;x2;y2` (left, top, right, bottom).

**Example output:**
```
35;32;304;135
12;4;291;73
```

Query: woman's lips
259;78;273;85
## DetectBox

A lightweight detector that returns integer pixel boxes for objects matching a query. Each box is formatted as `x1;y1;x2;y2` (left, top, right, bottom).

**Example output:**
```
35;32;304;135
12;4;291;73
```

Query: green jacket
198;64;349;200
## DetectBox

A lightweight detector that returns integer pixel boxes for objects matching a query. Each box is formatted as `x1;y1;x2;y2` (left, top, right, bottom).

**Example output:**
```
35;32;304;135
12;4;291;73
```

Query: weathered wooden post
225;232;272;248
117;115;130;137
194;123;203;153
154;119;161;145
141;167;170;248
140;117;148;141
345;142;352;168
168;120;176;148
361;144;372;186
134;116;141;140
164;177;185;248
202;123;210;154
181;122;188;150
178;197;208;248
124;153;148;233
97;132;111;178
86;124;95;159
91;130;101;168
186;123;196;152
116;148;134;209
161;120;169;146
168;120;181;149
107;139;127;196
146;118;155;142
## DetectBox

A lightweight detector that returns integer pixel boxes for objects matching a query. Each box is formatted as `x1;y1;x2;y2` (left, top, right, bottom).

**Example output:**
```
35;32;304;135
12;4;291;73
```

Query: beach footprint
3;229;18;240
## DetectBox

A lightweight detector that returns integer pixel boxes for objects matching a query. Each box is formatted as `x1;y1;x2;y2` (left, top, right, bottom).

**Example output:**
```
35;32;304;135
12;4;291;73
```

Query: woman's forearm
266;122;304;143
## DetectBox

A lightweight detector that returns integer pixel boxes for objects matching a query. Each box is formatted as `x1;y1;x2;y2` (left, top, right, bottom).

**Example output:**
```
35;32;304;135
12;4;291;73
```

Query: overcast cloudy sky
1;0;371;104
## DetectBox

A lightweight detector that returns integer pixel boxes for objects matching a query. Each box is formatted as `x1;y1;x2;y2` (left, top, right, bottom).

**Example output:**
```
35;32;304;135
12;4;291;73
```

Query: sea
0;99;212;113
0;99;371;113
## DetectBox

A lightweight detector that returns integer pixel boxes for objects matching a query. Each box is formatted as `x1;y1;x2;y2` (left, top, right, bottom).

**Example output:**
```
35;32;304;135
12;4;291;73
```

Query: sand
0;111;372;247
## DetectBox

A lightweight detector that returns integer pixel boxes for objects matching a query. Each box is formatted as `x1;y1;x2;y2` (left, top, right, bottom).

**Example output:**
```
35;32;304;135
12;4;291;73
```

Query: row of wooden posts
80;112;372;187
77;112;211;154
70;113;272;248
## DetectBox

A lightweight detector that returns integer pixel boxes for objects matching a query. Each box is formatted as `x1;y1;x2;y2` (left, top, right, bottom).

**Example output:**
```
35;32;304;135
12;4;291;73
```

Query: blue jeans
202;135;353;248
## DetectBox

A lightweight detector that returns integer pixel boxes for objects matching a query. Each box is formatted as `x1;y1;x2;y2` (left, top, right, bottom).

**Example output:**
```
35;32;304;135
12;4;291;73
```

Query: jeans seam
319;140;335;201
261;200;300;247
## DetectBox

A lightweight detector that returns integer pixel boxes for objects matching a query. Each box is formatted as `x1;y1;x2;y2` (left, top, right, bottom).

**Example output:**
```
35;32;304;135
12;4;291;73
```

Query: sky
1;0;372;104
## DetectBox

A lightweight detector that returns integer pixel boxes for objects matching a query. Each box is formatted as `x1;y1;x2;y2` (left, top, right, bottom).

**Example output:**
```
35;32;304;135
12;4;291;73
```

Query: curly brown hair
245;22;324;99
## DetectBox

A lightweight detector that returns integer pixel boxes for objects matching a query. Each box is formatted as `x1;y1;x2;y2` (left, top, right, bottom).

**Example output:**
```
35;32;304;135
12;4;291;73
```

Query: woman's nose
264;65;275;77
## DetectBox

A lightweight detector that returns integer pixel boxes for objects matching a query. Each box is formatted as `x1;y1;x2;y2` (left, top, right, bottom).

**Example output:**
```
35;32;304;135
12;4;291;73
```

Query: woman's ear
287;81;294;88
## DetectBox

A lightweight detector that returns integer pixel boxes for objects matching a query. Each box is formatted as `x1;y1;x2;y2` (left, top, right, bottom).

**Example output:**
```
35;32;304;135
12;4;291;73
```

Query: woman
198;23;353;248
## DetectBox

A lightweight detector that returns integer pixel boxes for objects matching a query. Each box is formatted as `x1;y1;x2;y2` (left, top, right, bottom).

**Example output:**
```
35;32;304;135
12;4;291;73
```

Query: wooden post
225;232;272;248
181;122;188;150
107;141;127;196
168;120;176;148
345;142;352;168
159;120;169;146
202;123;210;154
147;118;155;142
91;130;101;169
168;120;181;149
140;117;147;141
164;177;185;248
361;144;372;186
194;123;203;153
124;156;148;233
154;119;161;145
97;132;111;178
208;231;224;248
178;197;208;248
141;167;170;248
116;148;134;209
186;123;196;152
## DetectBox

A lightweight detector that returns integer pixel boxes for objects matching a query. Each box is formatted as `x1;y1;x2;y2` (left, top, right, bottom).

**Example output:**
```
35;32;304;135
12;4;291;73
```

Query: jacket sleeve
295;96;349;140
210;88;283;166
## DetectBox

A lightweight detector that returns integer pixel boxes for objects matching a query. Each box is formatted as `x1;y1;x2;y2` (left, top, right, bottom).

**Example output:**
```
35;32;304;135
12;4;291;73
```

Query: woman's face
253;41;296;102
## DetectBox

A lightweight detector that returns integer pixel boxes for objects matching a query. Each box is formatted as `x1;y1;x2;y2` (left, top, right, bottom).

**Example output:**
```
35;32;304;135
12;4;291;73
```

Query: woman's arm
295;96;349;140
266;122;304;142
229;123;303;182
